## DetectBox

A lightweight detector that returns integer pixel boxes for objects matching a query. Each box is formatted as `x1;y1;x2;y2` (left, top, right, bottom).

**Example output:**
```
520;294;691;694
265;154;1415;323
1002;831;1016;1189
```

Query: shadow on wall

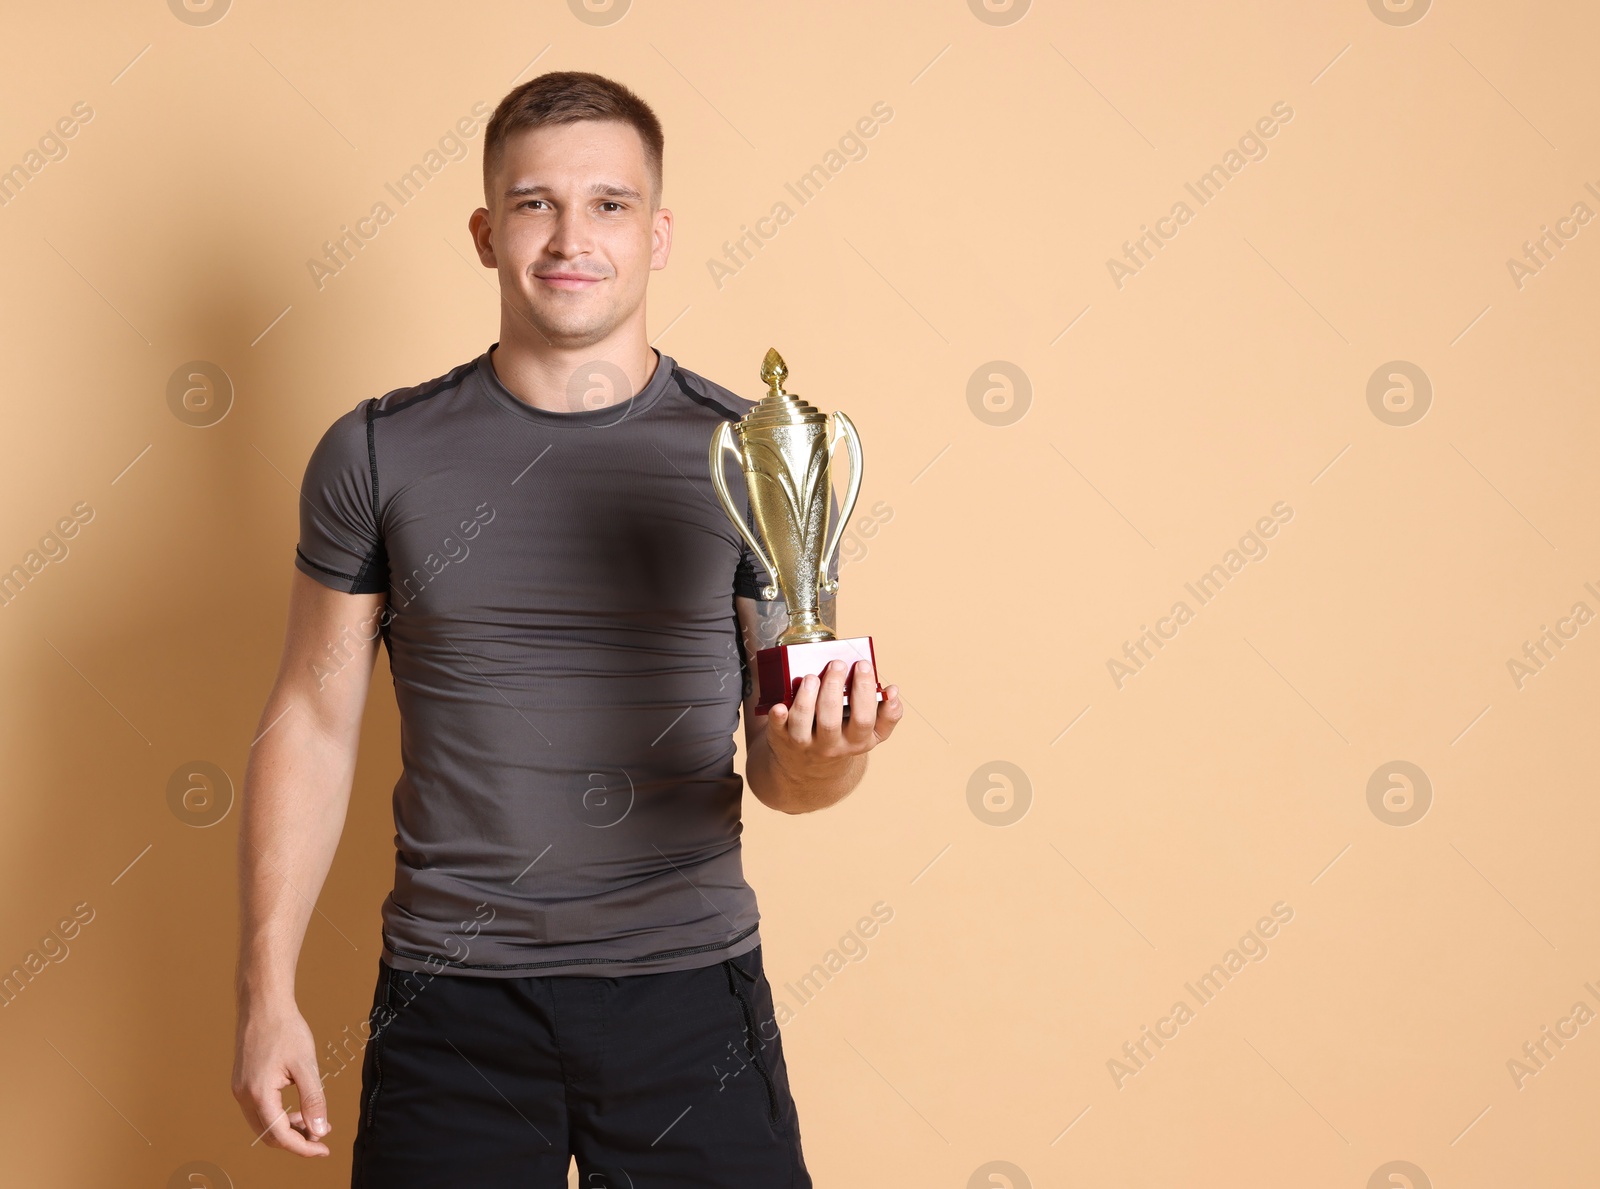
0;270;402;1188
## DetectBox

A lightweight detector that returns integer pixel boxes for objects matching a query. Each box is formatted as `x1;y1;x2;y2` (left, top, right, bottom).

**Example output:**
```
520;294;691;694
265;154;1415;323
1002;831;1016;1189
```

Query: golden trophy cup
710;348;885;717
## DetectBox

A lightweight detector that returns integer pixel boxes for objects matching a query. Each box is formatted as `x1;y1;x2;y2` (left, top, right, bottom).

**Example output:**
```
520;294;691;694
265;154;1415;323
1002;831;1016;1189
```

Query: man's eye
600;202;623;212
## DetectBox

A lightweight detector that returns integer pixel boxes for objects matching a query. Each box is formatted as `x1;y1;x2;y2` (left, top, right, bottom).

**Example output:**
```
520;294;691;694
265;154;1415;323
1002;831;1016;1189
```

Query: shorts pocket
362;962;397;1129
723;949;779;1125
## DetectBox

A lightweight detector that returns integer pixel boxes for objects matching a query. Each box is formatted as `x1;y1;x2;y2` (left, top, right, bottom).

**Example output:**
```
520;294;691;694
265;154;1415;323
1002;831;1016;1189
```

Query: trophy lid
760;348;788;396
748;347;825;427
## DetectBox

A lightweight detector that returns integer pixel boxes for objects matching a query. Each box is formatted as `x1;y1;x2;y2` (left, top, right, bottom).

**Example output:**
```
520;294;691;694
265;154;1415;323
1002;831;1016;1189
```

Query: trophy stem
780;609;832;647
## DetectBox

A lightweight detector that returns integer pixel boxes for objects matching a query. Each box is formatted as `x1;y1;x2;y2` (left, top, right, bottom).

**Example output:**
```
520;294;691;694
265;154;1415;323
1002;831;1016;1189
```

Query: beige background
1;0;1597;1185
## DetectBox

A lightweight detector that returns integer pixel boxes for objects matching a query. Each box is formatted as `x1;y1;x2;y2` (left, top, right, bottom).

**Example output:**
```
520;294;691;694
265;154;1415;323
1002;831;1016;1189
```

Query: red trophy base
755;636;883;717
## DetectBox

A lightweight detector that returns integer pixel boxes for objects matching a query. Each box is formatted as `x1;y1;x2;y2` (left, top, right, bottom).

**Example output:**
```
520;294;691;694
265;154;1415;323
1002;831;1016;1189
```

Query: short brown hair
483;71;664;208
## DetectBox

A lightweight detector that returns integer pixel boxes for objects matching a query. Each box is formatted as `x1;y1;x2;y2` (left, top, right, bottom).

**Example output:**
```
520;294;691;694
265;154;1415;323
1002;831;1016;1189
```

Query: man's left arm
736;593;903;814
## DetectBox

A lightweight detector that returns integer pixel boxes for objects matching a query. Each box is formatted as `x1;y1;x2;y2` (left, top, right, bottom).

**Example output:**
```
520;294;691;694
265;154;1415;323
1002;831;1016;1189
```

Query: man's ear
650;206;673;271
469;207;498;268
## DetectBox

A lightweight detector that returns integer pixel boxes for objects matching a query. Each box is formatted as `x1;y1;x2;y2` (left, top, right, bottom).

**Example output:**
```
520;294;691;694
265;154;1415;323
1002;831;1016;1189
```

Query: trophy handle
709;420;781;600
818;411;864;596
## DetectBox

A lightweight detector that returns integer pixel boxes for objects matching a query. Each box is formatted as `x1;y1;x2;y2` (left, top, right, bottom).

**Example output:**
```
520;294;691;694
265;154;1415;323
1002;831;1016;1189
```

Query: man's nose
546;205;591;257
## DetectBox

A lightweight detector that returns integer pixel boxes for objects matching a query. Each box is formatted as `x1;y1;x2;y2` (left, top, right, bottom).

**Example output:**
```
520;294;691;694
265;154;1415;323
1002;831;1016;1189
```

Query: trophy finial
760;348;788;397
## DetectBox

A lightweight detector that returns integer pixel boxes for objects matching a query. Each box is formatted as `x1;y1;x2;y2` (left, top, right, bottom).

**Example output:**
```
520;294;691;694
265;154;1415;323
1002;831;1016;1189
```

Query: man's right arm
231;568;386;1158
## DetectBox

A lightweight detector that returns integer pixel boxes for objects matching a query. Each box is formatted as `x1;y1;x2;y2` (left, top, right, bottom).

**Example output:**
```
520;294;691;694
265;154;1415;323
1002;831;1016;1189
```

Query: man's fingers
785;672;818;738
842;662;879;746
772;665;893;749
286;1107;332;1141
286;1108;316;1143
873;684;904;743
290;1057;332;1140
250;1085;329;1157
813;661;847;738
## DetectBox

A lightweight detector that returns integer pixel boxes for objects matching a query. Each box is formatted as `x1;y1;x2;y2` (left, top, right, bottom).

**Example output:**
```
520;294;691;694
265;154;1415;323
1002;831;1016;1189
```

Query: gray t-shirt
295;342;835;978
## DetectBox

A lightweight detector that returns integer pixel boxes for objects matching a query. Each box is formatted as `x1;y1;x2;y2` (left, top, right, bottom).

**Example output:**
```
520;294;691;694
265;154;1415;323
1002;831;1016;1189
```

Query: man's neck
489;320;659;414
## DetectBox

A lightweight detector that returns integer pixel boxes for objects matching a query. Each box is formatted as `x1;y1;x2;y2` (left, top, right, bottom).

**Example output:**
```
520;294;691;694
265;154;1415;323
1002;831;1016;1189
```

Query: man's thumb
291;1059;331;1137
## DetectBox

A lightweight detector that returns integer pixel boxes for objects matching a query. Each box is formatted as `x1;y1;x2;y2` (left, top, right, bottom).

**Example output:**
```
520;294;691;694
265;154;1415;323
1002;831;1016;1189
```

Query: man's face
474;119;670;350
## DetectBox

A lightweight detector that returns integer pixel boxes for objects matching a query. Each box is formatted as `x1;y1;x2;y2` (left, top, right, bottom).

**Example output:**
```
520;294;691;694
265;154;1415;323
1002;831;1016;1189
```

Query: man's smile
535;269;604;290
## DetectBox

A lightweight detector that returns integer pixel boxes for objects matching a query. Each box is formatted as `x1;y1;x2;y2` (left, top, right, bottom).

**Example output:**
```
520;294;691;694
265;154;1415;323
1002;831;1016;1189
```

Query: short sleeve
733;481;841;601
294;401;389;594
732;502;772;601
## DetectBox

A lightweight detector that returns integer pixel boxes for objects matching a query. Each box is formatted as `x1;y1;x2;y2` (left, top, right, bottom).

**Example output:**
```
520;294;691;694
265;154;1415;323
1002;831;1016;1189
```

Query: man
230;70;902;1187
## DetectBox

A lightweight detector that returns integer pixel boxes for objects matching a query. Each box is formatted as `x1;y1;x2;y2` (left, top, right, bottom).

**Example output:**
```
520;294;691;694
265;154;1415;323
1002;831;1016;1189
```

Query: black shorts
349;944;812;1188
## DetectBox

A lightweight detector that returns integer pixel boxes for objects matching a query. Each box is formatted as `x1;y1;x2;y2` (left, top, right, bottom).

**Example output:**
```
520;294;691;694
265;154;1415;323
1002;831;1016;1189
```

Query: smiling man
230;71;902;1188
